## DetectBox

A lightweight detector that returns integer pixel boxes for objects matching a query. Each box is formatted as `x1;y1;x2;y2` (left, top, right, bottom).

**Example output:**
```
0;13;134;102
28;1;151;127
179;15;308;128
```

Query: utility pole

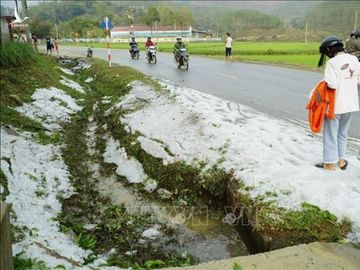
305;20;308;44
20;0;31;43
155;20;158;44
52;2;58;40
355;10;358;30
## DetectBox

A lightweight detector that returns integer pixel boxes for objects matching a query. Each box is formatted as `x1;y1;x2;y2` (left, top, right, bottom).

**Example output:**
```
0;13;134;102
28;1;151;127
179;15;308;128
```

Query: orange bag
306;80;335;133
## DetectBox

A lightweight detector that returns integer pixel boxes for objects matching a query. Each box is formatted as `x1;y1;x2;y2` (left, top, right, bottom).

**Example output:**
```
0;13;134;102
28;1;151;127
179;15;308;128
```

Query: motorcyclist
173;36;186;63
87;46;93;58
145;37;154;48
345;29;360;59
145;37;155;58
129;37;138;55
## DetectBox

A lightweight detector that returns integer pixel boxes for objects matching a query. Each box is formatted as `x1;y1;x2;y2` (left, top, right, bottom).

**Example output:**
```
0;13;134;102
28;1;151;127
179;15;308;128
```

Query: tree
29;18;53;38
174;6;193;31
144;6;160;32
158;5;175;26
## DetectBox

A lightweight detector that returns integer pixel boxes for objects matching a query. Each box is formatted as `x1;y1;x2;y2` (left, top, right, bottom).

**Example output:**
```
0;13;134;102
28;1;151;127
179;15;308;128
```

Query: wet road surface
60;46;360;139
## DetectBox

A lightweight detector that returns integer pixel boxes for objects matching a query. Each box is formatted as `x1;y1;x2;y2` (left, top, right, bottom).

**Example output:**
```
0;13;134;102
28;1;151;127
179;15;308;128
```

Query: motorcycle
87;47;93;58
147;46;157;64
176;48;189;70
130;45;140;59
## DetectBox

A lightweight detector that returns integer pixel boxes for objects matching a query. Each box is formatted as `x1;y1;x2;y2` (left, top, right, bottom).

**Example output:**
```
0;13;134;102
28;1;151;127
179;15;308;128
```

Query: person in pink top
54;37;59;57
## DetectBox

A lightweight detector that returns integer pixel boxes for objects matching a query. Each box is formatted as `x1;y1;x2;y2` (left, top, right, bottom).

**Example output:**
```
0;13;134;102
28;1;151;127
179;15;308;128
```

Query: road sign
100;17;113;30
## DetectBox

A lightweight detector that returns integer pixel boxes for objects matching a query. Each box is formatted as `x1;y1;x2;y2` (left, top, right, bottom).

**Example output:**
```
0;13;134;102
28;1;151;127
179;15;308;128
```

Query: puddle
97;174;249;263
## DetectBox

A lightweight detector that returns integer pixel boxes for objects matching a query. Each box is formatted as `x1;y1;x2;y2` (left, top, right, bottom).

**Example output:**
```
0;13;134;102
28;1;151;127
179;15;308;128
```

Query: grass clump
230;180;352;249
0;42;39;68
13;252;51;270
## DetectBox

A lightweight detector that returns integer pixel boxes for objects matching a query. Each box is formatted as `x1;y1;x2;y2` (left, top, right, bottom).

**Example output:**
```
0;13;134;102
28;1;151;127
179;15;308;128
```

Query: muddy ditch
57;58;351;269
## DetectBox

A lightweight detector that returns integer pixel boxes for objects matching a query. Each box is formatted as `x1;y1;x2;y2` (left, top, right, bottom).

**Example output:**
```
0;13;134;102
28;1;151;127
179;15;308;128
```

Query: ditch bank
4;55;353;269
77;58;353;264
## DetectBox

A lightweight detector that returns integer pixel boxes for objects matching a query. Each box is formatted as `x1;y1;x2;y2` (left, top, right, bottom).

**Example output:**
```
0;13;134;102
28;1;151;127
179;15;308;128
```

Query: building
111;24;192;43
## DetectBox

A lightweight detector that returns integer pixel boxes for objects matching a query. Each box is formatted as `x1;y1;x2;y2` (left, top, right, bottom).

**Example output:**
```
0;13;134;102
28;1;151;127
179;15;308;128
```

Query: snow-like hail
60;76;86;93
115;81;360;243
15;87;82;131
1;127;90;268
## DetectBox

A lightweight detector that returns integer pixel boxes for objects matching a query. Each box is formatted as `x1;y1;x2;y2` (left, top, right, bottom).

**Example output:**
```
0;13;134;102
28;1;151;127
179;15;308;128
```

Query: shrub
0;42;38;68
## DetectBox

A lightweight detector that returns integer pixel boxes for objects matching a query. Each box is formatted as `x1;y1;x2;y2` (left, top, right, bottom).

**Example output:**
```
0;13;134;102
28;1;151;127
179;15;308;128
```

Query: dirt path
164;242;360;270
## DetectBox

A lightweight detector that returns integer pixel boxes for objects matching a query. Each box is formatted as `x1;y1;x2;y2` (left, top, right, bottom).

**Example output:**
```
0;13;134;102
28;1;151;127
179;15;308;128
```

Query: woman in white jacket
316;36;360;170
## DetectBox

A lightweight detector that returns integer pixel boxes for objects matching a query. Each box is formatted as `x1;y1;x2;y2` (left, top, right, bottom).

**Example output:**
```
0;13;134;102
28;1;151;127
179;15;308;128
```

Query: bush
0;42;38;68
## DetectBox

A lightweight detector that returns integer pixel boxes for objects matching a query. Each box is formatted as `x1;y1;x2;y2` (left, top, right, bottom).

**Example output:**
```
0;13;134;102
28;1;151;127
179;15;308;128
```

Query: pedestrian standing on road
31;33;38;51
45;33;52;57
225;32;233;63
315;36;360;170
54;37;59;57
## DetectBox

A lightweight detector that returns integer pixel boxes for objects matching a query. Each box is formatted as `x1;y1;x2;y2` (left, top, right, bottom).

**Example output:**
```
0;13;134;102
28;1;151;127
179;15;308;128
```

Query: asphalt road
60;46;360;139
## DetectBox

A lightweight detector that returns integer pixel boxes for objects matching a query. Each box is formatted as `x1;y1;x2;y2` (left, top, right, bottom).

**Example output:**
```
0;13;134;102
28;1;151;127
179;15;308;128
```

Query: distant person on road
145;37;155;59
54;37;59;57
45;33;52;56
31;33;38;51
173;36;186;64
145;36;154;48
315;36;360;170
225;32;233;63
129;37;138;54
345;29;360;59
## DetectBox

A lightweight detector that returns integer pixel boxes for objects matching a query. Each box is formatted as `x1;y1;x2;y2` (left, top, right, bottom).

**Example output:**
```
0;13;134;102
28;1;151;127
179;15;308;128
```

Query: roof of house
112;24;191;32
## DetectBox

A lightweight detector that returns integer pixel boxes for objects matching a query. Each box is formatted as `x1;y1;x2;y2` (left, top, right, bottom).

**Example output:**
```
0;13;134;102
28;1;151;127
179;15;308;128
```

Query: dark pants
225;47;232;57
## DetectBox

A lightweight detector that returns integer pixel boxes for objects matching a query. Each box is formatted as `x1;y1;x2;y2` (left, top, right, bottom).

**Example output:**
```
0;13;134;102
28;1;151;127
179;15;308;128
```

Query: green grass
64;41;320;68
231;180;351;246
0;54;85;143
233;54;320;69
0;42;39;68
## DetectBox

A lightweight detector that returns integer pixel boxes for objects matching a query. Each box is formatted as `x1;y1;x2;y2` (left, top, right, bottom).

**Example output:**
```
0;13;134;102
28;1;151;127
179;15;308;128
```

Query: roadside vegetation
0;42;39;68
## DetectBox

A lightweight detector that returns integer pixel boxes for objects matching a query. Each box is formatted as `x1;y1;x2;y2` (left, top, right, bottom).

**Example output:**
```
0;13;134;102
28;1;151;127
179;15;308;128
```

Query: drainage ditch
58;57;350;269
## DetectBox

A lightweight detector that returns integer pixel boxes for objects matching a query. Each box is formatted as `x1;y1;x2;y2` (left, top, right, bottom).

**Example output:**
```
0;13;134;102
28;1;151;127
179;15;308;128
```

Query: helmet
317;36;344;67
176;36;182;41
131;37;135;40
319;36;343;54
350;29;360;39
147;36;151;40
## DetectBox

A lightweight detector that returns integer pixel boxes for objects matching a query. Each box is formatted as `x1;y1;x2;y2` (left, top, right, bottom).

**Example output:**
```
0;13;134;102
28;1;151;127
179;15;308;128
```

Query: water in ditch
97;175;250;263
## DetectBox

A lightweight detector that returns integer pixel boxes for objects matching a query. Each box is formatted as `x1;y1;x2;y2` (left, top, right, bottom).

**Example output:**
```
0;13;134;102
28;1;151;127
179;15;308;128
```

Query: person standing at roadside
315;36;360;170
225;32;233;63
31;33;38;51
54;37;59;57
45;33;52;56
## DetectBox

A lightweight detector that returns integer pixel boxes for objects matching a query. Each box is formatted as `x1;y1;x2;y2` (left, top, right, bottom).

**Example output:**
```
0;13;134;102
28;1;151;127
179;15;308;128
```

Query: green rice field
63;41;321;69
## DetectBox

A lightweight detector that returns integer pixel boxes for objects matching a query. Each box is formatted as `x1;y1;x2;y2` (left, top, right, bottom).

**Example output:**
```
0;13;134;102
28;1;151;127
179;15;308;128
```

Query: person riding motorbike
345;29;360;59
145;37;155;58
173;36;186;64
129;37;138;55
145;37;154;48
87;46;93;58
